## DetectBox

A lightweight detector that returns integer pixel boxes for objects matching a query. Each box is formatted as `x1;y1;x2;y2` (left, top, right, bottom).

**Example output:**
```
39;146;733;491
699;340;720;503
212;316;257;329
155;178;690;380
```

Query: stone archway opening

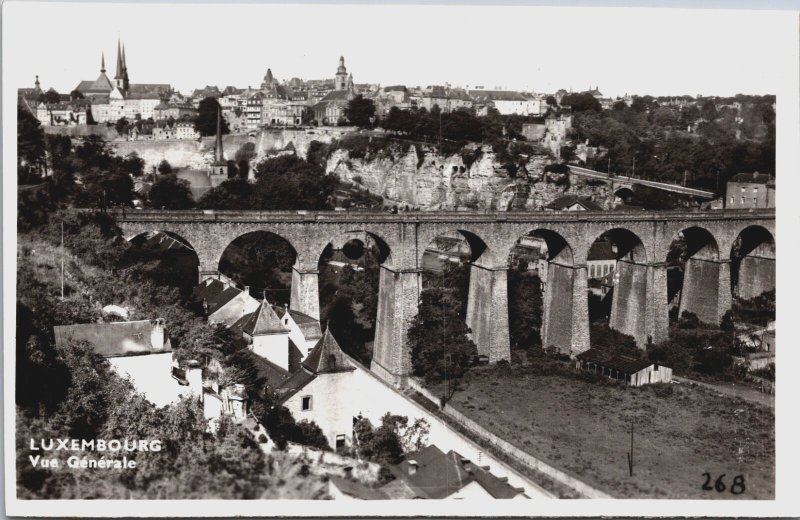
125;231;199;293
507;229;575;357
318;231;389;364
614;187;634;204
587;228;649;349
218;231;298;306
420;230;485;318
666;227;723;327
731;225;775;301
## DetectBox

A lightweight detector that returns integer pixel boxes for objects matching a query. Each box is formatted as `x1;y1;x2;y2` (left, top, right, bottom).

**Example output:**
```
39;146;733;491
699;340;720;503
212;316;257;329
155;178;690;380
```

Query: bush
678;310;700;329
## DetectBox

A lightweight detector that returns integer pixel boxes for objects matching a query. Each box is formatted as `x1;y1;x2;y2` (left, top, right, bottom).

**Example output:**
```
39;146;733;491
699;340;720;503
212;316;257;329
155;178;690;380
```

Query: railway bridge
109;208;775;385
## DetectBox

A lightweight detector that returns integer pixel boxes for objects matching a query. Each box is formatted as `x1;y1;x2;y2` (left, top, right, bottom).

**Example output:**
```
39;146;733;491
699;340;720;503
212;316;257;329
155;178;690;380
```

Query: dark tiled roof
53;319;171;358
587;239;615;261
329;476;389;500
320;90;353;102
577;348;655;374
469;90;527;102
729;172;773;185
386;445;524;499
273;306;323;341
545;195;603;211
250;351;291;386
191;278;242;315
277;367;317;402
383;85;407;92
302;328;355;374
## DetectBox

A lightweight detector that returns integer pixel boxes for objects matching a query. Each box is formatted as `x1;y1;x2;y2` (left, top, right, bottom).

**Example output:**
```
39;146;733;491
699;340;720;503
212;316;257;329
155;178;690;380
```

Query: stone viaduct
109;208;775;386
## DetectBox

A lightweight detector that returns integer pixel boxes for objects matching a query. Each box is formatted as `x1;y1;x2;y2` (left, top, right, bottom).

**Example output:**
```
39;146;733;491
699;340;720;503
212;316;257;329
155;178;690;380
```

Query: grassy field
427;359;774;499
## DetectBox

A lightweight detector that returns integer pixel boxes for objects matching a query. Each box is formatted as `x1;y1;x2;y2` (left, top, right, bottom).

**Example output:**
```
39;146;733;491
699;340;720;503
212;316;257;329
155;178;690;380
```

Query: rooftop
53;319;171;358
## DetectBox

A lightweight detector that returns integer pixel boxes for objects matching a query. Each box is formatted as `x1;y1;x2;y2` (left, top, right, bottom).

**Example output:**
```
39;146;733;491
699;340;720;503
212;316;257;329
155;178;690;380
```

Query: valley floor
426;361;774;499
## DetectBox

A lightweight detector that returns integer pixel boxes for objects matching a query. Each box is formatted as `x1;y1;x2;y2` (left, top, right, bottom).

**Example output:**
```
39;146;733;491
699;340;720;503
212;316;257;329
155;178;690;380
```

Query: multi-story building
421;85;473;112
153;101;198;121
468;90;542;116
726;172;775;209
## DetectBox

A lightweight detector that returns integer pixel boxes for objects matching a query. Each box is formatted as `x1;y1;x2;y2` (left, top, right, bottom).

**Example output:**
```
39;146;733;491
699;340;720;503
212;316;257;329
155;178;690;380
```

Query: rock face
326;143;617;211
108;127;354;172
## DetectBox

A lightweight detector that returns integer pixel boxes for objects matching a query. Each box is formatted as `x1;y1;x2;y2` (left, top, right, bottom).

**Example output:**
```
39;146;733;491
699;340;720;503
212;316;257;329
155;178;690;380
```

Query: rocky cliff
325;143;617;211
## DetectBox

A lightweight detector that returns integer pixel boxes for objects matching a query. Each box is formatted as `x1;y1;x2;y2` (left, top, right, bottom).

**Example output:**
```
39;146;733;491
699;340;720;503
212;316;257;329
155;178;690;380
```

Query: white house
278;328;358;450
231;301;298;372
192;275;260;328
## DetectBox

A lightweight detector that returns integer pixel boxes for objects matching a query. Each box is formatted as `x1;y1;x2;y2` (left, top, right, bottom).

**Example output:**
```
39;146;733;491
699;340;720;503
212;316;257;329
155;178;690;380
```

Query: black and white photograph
3;1;798;516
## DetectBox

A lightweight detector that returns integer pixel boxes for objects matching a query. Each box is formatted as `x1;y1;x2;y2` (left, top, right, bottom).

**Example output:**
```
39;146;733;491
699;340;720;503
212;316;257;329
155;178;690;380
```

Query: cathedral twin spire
112;38;129;91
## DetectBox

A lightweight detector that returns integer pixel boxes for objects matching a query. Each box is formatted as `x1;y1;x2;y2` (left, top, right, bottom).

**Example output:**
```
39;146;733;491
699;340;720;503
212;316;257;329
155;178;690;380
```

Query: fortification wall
43;124;120;140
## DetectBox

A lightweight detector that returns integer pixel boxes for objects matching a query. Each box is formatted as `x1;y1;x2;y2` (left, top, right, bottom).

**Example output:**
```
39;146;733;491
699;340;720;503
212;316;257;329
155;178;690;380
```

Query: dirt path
672;376;774;407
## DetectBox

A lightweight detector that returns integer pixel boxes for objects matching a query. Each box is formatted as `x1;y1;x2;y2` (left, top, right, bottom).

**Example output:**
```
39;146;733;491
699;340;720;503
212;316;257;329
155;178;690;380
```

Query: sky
3;3;795;98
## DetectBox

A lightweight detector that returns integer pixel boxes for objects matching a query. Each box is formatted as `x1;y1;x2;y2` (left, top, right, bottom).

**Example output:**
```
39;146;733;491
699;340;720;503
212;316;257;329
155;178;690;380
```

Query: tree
545;95;558;107
508;268;543;350
69;89;85;100
17;105;46;177
115;117;130;137
157;159;173;175
38;88;61;105
560;92;601;113
301;106;315;125
344;94;376;128
408;286;477;398
148;174;195;209
194;97;229;137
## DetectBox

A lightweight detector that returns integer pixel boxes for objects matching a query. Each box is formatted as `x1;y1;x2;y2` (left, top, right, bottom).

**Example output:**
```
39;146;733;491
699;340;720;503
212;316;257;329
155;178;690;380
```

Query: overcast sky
3;3;794;98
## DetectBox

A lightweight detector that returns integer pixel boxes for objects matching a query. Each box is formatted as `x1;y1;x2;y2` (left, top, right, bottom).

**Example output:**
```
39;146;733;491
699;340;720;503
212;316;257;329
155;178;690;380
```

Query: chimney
407;460;418;475
150;319;166;351
186;359;204;402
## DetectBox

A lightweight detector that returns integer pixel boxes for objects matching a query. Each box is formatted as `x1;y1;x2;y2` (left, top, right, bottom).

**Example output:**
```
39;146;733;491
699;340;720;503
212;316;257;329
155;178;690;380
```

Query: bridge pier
678;258;732;326
372;265;421;386
465;263;510;363
609;260;648;347
290;268;320;320
736;256;775;300
541;263;590;356
646;263;670;346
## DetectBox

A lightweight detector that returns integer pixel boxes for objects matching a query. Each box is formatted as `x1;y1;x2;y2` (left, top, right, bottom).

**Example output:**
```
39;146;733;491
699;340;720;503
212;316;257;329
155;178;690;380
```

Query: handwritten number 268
702;473;745;495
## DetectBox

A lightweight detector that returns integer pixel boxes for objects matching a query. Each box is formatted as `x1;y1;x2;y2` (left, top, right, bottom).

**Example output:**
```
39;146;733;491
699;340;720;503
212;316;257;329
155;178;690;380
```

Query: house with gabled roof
191;275;260;327
231;300;303;372
382;445;528;499
278;328;357;450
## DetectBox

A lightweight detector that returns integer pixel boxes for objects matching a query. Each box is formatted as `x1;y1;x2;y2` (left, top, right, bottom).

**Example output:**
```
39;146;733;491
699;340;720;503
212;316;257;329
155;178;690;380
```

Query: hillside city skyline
5;4;790;98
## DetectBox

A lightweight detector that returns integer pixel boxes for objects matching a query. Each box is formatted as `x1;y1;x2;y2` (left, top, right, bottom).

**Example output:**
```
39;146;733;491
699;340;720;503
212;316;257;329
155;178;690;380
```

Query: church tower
121;44;130;92
209;106;227;179
114;38;125;90
335;56;348;91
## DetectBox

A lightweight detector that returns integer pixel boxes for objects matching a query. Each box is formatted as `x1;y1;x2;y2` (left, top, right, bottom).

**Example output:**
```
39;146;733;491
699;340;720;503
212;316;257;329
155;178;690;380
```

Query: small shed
576;349;672;387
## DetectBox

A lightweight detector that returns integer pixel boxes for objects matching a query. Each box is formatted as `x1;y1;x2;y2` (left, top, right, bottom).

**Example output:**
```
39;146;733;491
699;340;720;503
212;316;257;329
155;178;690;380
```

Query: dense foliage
194;97;229;137
409;262;477;397
198;155;339;210
568;95;775;192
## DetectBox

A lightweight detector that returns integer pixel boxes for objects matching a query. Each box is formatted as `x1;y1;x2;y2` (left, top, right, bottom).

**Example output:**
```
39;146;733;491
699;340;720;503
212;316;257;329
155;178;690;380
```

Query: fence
405;378;612;499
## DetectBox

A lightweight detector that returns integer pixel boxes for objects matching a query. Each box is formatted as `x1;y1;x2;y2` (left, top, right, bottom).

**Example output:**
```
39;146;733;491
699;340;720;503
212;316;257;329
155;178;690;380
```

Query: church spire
121;44;129;90
214;106;224;164
114;38;123;80
101;53;106;73
34;75;40;89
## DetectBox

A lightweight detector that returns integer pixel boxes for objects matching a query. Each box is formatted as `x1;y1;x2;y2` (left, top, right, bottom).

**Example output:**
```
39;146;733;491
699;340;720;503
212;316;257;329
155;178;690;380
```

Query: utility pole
632;155;636;178
626;419;635;477
60;221;65;300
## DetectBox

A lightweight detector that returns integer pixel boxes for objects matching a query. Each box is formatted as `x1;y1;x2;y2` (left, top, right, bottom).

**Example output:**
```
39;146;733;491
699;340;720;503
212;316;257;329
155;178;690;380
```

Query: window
335;434;346;450
753;197;757;205
730;196;734;204
741;187;746;193
741;196;745;204
301;396;312;411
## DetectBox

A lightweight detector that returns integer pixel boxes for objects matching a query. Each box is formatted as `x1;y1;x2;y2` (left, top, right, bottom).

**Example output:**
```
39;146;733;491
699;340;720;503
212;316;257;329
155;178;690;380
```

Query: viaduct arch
113;209;775;386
